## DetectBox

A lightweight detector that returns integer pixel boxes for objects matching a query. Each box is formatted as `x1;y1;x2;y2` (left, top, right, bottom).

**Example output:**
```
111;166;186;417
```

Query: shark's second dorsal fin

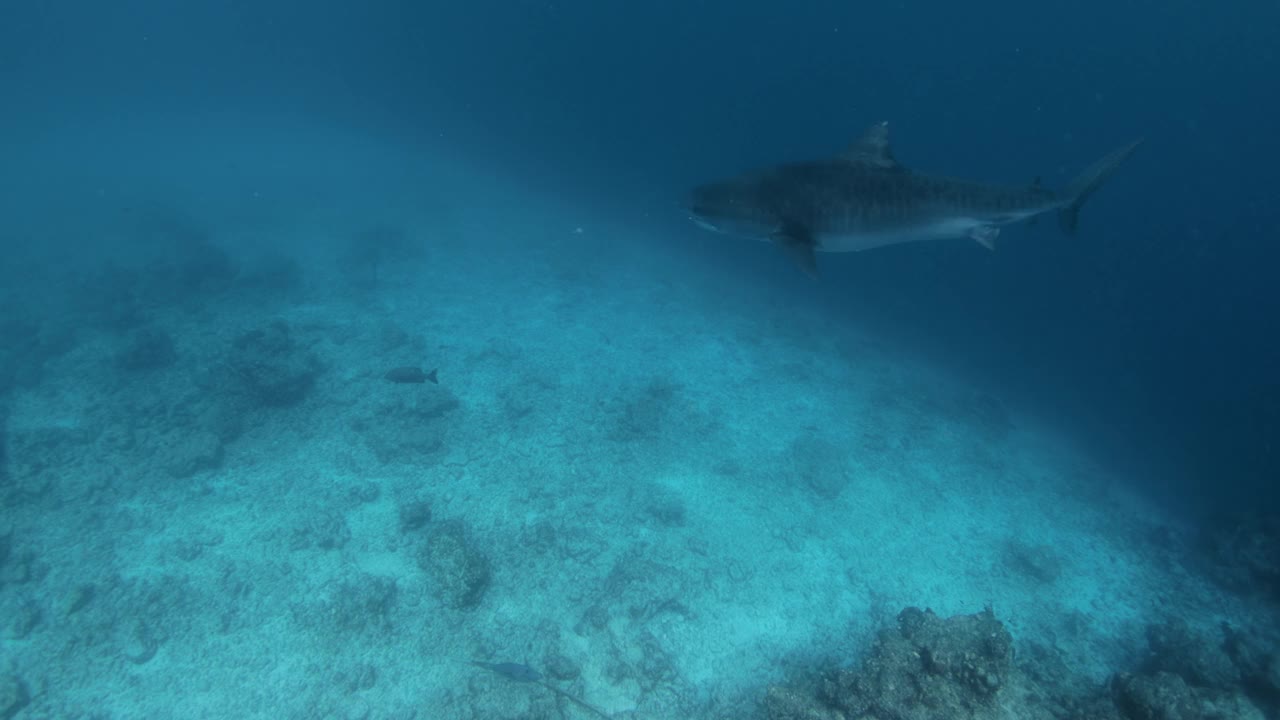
841;122;899;169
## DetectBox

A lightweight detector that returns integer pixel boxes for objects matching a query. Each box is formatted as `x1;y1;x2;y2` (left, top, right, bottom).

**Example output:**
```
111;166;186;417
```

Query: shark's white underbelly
816;213;1039;253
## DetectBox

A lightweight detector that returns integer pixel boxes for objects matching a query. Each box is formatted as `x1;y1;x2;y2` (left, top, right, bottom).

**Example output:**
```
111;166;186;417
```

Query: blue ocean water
1;2;1278;718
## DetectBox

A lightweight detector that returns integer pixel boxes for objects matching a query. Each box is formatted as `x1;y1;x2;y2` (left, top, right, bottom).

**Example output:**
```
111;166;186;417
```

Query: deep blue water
1;2;1278;718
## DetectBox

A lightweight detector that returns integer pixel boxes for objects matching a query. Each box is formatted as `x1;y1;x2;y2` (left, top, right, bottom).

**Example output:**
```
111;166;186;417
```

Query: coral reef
397;498;433;533
227;321;322;408
763;607;1278;720
352;382;459;464
115;326;178;372
309;573;398;633
418;520;491;610
608;378;683;442
805;607;1014;720
1204;512;1280;602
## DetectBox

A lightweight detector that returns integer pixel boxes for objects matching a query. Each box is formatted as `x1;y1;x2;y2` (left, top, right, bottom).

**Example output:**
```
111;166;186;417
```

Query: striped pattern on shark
687;122;1142;277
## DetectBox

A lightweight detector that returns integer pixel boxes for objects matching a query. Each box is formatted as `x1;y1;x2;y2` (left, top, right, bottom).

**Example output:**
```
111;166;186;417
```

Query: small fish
384;366;438;384
469;661;542;683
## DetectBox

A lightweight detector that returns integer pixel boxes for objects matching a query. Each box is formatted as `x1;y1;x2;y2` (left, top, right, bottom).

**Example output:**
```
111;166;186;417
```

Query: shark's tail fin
1058;139;1143;235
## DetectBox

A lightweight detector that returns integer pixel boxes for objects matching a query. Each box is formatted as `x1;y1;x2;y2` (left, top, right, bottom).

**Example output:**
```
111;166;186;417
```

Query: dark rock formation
160;429;223;479
1143;619;1238;691
353;382;459;464
398;499;432;533
228;321;321;407
762;607;1275;720
116;326;177;372
419;521;490;610
1110;671;1199;720
1204;512;1280;602
816;607;1013;720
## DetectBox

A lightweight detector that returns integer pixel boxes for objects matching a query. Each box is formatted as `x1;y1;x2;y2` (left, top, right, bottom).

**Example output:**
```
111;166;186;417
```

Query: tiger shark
687;123;1142;277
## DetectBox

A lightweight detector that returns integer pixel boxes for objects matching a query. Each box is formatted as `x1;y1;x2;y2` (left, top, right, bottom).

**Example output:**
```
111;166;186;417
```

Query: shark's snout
688;213;723;233
686;182;763;236
684;186;721;232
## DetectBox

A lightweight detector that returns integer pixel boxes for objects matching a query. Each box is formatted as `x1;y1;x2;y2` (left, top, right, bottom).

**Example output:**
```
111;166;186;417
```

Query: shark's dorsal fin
841;121;899;169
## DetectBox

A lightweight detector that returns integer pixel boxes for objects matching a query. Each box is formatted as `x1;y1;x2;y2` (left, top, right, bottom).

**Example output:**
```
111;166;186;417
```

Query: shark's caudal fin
1058;139;1144;234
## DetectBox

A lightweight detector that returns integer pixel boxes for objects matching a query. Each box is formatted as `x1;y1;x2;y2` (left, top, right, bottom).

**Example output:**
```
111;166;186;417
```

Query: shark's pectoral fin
970;226;999;250
771;223;819;278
